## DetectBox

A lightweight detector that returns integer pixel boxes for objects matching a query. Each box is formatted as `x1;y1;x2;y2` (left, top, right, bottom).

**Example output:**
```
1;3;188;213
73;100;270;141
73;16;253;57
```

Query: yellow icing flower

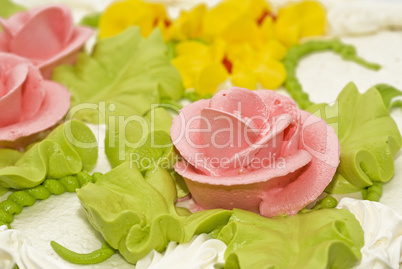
172;40;228;95
164;4;206;41
97;0;327;95
99;0;169;39
275;0;326;47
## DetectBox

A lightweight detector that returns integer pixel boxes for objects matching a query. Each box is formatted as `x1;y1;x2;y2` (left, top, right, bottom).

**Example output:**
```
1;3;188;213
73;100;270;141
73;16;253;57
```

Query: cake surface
1;0;402;268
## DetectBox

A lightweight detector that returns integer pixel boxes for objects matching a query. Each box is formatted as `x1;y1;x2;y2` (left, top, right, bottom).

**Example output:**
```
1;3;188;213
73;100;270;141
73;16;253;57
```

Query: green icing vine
283;40;381;109
51;240;115;265
0;171;115;265
0;172;99;228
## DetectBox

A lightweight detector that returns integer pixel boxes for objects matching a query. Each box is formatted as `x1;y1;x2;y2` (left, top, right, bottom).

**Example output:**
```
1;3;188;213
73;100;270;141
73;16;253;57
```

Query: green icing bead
0;200;22;215
364;182;383;202
0;210;13;224
77;172;93;187
312;196;338;210
92;172;103;183
60;176;80;192
0;170;96;229
26;186;51;200
43;179;66;195
8;191;36;207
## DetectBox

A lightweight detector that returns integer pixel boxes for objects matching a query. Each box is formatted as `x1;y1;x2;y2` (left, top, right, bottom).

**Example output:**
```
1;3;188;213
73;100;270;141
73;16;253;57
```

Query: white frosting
0;225;70;269
329;1;402;36
136;234;226;269
337;198;402;269
12;0;114;22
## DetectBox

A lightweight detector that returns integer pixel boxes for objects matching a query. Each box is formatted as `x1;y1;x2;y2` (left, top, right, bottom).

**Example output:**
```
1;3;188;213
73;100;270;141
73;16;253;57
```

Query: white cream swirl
0;225;69;269
337;198;402;269
329;1;402;36
135;234;227;269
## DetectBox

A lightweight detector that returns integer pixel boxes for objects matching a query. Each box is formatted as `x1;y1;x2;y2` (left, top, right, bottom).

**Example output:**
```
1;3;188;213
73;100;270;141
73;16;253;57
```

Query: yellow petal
274;17;301;48
259;39;287;61
172;54;208;89
260;16;275;41
99;0;168;39
249;0;271;21
231;61;257;89
175;41;209;57
226;43;256;67
195;62;229;96
254;60;286;89
164;4;206;41
274;0;326;47
202;0;247;40
209;38;226;62
221;14;260;44
298;1;326;37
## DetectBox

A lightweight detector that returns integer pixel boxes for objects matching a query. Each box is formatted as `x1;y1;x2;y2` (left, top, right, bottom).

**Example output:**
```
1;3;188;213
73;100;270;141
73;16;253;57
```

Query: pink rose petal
0;64;28;127
255;90;301;156
37;26;93;78
0;5;93;78
0;12;31;36
197;107;259;175
259;110;340;217
0;80;70;141
21;65;45;121
176;149;312;213
10;6;74;61
172;88;340;217
210;88;269;130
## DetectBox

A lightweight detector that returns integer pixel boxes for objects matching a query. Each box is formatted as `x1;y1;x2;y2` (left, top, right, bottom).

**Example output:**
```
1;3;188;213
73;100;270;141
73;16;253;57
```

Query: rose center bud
192;88;297;177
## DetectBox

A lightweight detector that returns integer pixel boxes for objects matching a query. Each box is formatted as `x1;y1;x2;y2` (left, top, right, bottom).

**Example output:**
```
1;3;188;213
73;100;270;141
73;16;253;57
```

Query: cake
0;0;402;268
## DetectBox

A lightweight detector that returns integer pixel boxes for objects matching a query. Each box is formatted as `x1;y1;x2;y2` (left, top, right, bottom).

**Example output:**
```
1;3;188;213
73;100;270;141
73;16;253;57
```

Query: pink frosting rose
0;53;70;146
171;87;340;217
0;5;93;79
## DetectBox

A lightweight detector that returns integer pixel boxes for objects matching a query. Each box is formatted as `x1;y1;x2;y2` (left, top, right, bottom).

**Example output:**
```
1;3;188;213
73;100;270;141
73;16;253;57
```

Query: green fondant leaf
105;107;174;168
77;163;364;267
220;209;363;269
0;187;7;196
0;121;98;189
374;84;402;110
52;27;184;124
307;83;402;194
77;163;231;264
